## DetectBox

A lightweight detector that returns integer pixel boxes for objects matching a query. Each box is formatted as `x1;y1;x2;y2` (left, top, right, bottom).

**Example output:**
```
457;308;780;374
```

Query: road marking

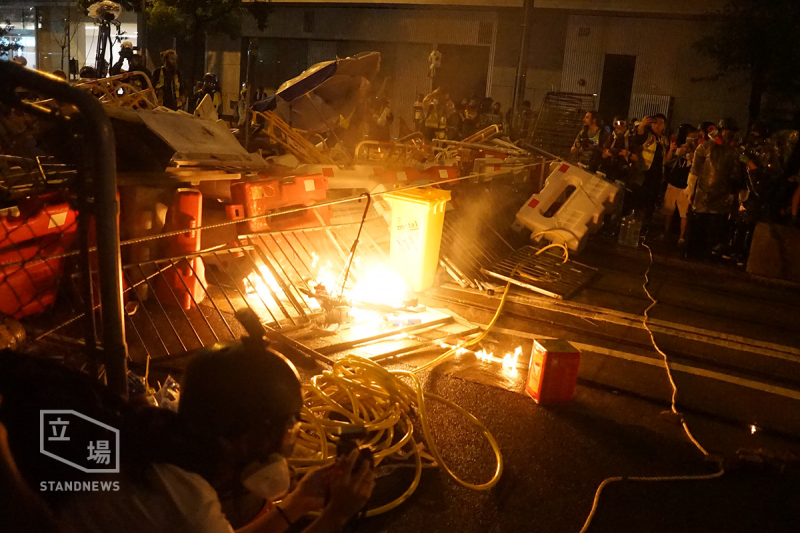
574;343;800;402
485;326;800;401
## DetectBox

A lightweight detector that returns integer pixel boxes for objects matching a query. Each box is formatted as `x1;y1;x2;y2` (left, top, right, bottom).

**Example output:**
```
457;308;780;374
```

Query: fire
348;263;410;308
475;346;523;375
244;249;411;326
503;346;523;370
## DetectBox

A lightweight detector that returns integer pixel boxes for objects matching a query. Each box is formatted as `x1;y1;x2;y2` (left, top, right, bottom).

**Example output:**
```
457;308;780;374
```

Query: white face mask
241;454;291;501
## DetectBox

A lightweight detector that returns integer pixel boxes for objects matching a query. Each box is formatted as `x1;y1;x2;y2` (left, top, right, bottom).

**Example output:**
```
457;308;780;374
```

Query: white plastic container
515;162;621;251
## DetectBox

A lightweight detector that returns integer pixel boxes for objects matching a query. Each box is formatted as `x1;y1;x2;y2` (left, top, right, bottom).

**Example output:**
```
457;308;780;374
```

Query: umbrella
270;52;381;134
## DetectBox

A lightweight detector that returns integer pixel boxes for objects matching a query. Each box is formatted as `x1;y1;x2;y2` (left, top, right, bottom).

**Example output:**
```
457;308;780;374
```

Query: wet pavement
352;233;800;533
358;375;800;533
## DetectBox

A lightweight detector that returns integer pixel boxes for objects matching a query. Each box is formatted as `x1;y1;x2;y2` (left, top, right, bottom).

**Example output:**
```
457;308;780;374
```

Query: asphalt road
349;236;800;533
356;375;800;533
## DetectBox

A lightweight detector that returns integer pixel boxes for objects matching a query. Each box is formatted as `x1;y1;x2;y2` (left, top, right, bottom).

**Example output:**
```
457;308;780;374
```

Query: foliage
0;19;23;59
694;0;800;98
76;0;272;39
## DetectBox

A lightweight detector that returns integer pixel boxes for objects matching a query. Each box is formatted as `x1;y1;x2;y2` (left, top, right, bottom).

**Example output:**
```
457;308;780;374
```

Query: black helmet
203;72;217;82
717;117;739;131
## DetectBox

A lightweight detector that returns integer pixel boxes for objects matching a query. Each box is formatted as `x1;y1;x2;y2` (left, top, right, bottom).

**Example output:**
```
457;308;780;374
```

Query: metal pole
244;38;258;150
0;62;129;397
511;0;534;130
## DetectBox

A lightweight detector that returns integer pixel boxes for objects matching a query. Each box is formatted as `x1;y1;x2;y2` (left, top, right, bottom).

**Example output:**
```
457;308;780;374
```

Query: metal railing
0;62;128;396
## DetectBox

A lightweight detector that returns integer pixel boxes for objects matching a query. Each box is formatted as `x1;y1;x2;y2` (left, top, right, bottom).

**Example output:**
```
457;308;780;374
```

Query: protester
51;69;67;80
686;117;742;259
632;113;676;223
152;49;184;111
571;110;609;173
235;87;249;129
413;93;425;133
698;121;717;144
110;49;151;80
422;87;450;141
189;72;223;115
599;115;631;183
78;65;96;79
459;99;481;140
659;124;698;245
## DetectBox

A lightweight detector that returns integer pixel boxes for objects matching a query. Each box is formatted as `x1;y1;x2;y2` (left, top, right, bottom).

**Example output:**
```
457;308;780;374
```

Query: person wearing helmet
686;117;742;259
189;72;223;116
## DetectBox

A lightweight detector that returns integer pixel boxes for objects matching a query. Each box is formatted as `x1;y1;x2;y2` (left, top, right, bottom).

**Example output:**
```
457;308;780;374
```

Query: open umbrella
253;52;381;134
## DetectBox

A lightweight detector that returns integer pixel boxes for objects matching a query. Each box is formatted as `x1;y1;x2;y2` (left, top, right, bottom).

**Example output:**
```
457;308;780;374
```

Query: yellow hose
290;355;503;515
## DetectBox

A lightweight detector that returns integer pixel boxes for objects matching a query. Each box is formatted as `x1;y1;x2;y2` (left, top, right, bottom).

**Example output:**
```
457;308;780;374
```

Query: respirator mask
241;453;291;501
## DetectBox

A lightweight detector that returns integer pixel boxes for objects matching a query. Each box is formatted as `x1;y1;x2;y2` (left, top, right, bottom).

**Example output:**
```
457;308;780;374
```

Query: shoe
677;238;686;247
654;234;666;242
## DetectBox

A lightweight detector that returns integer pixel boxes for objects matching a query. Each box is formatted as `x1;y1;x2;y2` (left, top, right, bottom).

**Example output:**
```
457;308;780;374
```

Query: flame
476;349;494;362
503;346;523;370
348;263;410;308
474;346;522;375
244;247;411;329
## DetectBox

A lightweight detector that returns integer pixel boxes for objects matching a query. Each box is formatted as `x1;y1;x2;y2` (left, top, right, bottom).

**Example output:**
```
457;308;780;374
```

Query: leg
679;217;688;241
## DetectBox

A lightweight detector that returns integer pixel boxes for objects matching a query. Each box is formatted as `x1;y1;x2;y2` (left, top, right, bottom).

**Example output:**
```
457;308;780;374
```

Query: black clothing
667;156;692;189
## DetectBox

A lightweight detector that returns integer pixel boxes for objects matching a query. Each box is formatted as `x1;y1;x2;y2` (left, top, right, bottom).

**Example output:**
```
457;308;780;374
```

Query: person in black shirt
660;125;698;244
599;115;632;183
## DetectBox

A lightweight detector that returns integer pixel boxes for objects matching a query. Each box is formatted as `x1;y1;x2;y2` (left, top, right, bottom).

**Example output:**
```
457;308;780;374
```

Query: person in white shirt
58;313;375;533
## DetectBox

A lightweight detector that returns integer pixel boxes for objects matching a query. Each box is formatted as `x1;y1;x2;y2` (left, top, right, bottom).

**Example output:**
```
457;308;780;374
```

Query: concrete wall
560;14;750;128
206;35;242;116
208;2;749;136
490;9;567;111
233;5;497;134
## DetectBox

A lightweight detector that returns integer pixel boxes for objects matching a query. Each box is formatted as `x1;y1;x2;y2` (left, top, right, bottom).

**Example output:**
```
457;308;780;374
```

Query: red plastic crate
230;174;328;233
0;195;77;248
525;339;581;404
0;235;74;318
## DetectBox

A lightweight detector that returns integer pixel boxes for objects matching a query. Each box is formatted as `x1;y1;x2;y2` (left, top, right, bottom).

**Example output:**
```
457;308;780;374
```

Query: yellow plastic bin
384;188;451;292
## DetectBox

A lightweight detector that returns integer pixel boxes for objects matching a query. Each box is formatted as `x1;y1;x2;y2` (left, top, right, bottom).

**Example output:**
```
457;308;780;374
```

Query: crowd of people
569;111;800;264
414;87;533;143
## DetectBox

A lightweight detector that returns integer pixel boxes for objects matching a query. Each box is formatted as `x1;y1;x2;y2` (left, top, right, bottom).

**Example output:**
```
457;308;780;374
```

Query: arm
110;58;125;76
665;139;677;164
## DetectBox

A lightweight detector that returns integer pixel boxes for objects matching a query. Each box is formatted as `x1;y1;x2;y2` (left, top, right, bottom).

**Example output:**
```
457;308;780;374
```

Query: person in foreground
54;314;375;533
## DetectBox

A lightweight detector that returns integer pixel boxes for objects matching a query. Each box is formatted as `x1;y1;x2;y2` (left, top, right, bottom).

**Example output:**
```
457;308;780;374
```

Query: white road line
485;326;800;401
575;343;800;401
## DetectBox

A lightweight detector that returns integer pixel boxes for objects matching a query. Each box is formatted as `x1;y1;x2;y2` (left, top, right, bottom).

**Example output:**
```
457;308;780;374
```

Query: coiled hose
289;355;503;516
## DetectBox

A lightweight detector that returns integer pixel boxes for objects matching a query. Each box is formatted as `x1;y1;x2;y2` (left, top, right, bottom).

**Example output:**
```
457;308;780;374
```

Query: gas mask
241;453;291;501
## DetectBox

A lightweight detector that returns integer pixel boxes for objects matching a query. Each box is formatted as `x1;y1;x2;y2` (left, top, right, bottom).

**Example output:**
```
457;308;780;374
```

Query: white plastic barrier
515;162;621;252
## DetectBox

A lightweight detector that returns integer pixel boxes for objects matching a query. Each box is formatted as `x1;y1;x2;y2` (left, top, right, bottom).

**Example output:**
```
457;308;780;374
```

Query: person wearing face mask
686;117;743;260
51;311;375;533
